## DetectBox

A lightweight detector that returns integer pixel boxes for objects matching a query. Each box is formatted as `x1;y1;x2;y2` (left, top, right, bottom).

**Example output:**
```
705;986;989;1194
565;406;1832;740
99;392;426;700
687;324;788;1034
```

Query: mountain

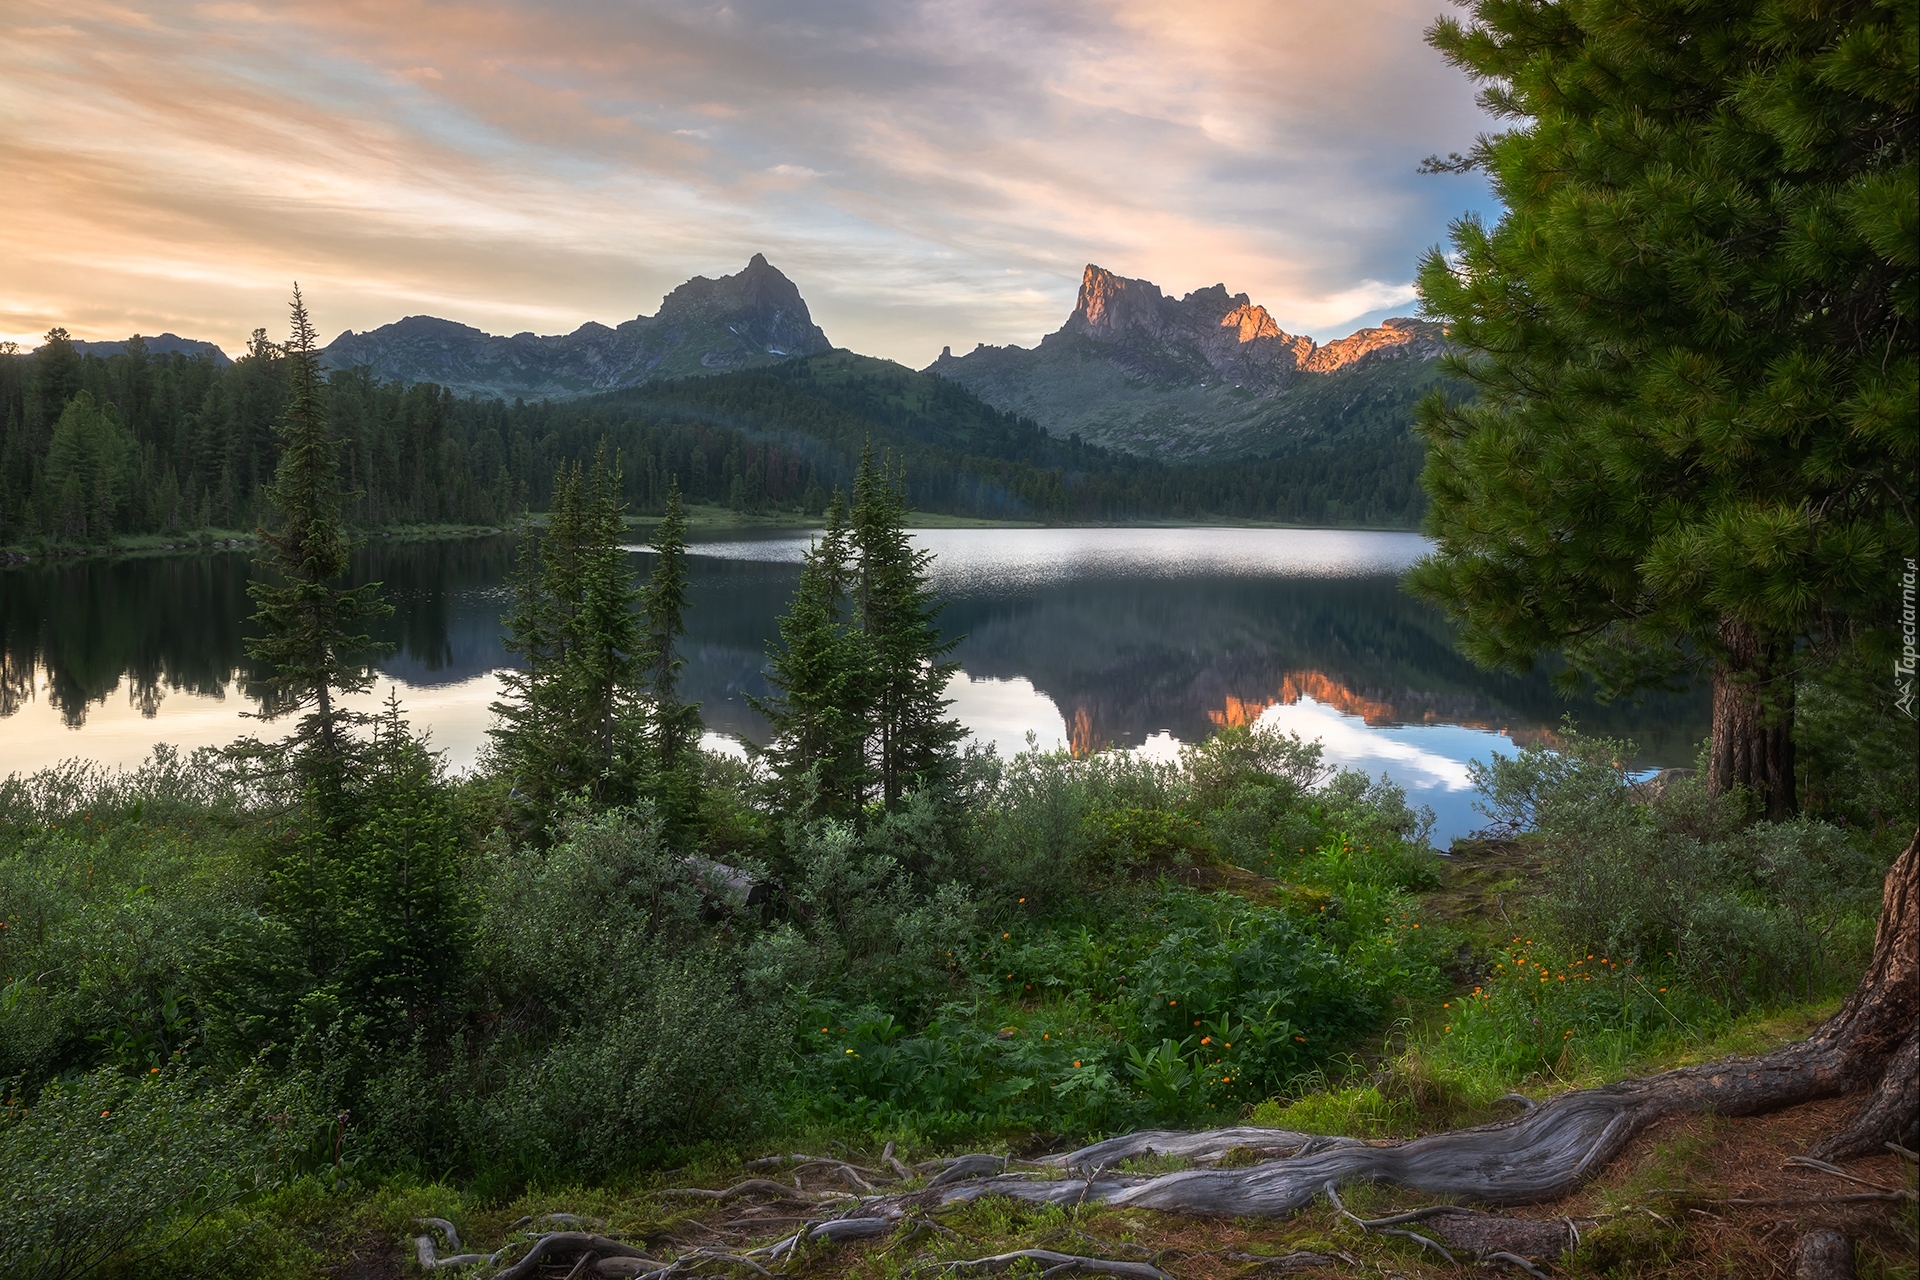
925;264;1449;459
68;333;232;365
321;254;832;399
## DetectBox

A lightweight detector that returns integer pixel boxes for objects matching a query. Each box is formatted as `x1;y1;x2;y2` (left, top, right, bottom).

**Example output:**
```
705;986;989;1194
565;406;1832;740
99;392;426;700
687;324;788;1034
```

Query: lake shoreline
0;507;1425;567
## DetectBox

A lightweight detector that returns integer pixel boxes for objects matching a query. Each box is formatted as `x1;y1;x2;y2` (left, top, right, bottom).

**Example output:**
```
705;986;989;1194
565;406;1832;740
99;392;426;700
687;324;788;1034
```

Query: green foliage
1474;733;1884;1008
757;450;965;819
752;492;867;820
490;449;649;821
245;290;389;760
450;806;775;1182
43;391;135;543
1409;0;1917;804
0;1064;299;1280
640;481;704;843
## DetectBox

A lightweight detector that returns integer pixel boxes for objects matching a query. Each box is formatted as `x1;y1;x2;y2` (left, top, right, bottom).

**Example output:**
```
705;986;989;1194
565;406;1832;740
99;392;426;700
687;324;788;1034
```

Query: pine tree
758;449;963;818
43;392;133;543
1408;0;1917;818
640;480;704;842
342;693;469;1033
490;447;646;823
753;490;868;819
246;286;388;766
851;448;964;809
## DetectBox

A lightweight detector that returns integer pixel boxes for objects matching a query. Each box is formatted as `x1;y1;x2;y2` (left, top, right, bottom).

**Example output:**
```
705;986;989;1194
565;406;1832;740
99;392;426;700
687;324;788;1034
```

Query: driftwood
659;1180;834;1203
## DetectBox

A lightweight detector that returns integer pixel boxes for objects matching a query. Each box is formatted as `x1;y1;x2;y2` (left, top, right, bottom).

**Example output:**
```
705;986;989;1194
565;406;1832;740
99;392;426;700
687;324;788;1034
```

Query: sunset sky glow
1;0;1499;366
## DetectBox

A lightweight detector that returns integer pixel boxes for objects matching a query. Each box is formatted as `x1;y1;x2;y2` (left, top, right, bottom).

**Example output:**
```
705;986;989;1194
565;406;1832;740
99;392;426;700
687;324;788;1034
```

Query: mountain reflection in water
0;529;1706;844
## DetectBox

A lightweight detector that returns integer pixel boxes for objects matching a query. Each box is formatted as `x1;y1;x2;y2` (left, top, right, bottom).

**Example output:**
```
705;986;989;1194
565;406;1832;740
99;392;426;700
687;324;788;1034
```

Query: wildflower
1294;1035;1306;1042
1003;932;1010;938
1073;1061;1082;1068
1019;898;1026;903
1201;1036;1212;1045
1169;999;1177;1006
1442;1003;1450;1009
100;1110;110;1117
1444;1026;1451;1032
148;1067;159;1074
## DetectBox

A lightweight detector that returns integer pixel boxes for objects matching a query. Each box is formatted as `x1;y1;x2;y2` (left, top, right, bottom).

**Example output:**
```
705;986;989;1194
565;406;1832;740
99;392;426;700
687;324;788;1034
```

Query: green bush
0;1064;300;1280
1471;733;1885;1011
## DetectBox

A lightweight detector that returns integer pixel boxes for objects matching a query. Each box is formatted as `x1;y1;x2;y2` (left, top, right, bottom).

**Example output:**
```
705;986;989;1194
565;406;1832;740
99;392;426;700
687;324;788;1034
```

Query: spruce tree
1409;0;1916;818
851;448;963;809
758;449;962;818
246;287;388;766
640;480;704;842
490;447;646;821
753;490;868;819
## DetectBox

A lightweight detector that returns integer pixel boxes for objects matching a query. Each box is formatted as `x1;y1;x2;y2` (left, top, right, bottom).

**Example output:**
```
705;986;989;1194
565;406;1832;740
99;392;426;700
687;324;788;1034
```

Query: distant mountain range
42;256;1451;465
926;265;1448;459
70;333;232;366
321;253;831;398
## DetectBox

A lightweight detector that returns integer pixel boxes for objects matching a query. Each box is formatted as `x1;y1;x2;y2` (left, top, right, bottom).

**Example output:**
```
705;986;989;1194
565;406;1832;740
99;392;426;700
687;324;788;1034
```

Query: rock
1791;1229;1853;1280
1428;1211;1573;1259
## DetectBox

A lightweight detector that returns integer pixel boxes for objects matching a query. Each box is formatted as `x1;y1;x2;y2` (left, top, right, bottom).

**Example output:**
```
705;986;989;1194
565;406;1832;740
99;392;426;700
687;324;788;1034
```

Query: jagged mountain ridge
69;333;233;366
320;253;831;399
925;264;1448;460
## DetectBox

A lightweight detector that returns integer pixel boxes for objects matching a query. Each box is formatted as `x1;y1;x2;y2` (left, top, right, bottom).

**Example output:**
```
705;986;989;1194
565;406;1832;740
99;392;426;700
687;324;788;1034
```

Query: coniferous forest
0;330;1432;549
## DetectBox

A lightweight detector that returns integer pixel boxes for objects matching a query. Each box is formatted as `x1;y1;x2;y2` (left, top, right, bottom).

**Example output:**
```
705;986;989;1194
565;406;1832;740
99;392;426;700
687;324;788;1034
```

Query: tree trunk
1710;617;1797;820
895;833;1917;1216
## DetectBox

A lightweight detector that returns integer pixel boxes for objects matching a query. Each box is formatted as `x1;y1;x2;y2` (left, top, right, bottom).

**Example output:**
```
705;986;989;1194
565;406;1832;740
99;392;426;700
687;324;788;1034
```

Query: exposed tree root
890;836;1917;1217
921;1249;1172;1280
412;834;1913;1277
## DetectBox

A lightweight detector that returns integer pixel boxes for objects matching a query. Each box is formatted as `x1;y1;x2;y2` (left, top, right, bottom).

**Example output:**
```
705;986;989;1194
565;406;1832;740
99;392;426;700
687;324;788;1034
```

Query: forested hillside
0;332;1428;547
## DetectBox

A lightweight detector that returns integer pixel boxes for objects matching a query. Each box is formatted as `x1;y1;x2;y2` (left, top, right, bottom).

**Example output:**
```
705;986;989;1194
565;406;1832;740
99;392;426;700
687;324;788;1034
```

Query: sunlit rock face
927;264;1449;460
322;254;832;399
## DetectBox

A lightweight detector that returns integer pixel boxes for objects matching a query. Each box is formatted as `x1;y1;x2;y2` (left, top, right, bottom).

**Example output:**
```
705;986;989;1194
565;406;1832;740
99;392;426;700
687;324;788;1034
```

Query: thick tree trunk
890;833;1917;1216
1710;617;1797;820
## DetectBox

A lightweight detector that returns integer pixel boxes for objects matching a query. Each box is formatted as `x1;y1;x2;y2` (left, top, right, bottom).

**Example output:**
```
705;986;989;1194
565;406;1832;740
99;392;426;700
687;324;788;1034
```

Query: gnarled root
905;835;1916;1217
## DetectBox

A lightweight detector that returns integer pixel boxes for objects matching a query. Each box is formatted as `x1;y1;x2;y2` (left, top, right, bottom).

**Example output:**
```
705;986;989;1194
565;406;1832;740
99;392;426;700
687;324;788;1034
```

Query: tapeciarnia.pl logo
1898;557;1917;720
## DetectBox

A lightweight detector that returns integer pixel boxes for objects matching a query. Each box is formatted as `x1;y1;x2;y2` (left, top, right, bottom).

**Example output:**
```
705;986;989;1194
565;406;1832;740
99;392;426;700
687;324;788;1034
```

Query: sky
1;0;1498;368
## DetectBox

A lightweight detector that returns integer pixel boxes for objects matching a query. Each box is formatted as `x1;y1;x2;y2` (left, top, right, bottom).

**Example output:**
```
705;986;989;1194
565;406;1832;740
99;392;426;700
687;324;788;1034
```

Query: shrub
0;1064;297;1280
1469;735;1884;1010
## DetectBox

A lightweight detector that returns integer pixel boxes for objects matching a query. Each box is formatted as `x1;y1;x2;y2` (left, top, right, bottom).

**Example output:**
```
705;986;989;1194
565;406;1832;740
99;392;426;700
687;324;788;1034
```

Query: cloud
0;0;1497;363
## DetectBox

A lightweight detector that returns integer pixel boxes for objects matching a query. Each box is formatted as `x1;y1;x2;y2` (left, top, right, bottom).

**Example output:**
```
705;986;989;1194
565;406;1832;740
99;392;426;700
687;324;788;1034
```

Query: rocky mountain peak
322;255;831;398
926;264;1450;459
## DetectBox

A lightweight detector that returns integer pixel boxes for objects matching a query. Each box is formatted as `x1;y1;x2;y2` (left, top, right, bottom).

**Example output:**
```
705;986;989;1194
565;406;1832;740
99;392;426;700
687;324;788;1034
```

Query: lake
0;528;1707;845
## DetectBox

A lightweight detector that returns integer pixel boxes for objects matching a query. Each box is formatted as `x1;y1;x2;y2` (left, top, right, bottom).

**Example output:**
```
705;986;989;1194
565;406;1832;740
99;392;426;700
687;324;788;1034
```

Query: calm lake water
0;528;1707;846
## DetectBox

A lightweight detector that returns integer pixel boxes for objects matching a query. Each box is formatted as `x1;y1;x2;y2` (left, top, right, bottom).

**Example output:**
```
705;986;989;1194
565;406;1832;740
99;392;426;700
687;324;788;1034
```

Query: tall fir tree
752;490;868;819
758;448;963;818
851;447;964;809
1408;0;1916;818
490;446;646;823
246;286;389;767
639;480;704;843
